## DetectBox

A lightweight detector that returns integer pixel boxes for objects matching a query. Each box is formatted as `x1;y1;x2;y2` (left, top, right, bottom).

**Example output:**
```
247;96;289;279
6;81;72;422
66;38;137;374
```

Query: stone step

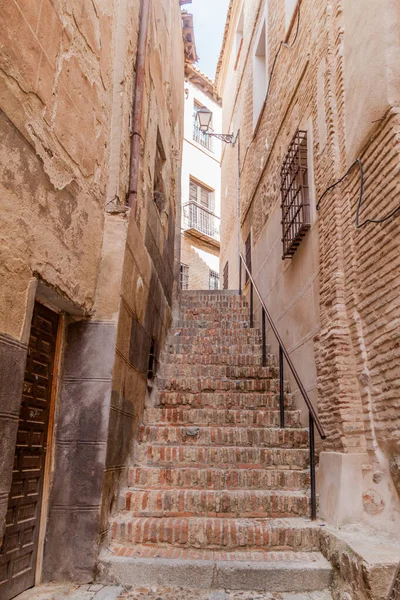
158;377;278;393
160;365;277;380
110;516;320;551
121;489;310;518
157;391;294;410
137;444;309;469
128;466;310;491
143;408;302;428
140;425;309;448
99;546;332;593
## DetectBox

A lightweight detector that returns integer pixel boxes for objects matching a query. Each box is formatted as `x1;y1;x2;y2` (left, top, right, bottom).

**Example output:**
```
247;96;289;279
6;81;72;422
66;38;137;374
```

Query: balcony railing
183;202;220;243
193;121;213;151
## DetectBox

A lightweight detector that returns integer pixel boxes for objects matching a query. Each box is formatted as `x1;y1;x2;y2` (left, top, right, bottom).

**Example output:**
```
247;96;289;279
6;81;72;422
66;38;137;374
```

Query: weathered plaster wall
0;0;118;560
217;0;400;534
0;0;184;583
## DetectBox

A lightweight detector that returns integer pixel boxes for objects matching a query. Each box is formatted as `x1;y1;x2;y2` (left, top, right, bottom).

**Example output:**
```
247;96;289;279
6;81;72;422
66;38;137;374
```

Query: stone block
318;452;367;527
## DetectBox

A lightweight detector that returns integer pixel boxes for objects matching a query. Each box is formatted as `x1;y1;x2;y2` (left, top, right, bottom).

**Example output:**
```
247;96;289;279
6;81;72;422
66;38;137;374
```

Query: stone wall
0;0;184;584
181;235;219;290
217;0;400;534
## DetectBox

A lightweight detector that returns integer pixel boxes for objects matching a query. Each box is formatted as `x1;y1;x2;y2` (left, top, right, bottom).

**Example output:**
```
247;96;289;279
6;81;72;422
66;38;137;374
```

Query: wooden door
0;303;59;600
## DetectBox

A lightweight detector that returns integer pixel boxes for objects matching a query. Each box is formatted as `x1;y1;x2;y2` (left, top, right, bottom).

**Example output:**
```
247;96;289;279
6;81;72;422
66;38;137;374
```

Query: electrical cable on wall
316;157;400;228
239;0;301;176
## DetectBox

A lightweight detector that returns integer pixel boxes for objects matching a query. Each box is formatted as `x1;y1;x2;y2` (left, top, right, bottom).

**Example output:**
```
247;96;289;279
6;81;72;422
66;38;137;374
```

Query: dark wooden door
0;302;59;600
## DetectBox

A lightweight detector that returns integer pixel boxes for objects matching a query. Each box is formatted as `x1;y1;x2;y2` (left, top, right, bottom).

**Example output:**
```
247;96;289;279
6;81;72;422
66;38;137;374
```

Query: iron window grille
180;263;189;290
280;129;311;259
147;337;158;382
209;270;220;290
223;261;229;290
245;233;252;283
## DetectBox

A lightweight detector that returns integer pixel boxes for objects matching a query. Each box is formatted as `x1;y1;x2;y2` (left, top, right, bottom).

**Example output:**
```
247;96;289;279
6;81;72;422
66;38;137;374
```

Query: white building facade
180;65;223;291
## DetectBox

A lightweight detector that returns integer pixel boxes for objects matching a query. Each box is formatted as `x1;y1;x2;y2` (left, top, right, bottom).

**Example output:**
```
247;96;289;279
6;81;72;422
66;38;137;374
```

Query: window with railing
223;261;229;289
183;179;220;242
180;263;189;290
193;102;213;151
209;270;219;290
280;129;310;259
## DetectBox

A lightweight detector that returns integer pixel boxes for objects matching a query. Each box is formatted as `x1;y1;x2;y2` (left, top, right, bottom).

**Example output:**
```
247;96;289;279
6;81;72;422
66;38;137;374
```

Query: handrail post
262;308;266;367
239;257;242;296
279;345;285;428
309;413;317;521
250;282;254;328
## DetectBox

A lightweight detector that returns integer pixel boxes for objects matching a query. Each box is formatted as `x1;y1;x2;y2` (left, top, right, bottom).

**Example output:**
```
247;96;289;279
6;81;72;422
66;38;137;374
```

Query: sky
189;0;230;80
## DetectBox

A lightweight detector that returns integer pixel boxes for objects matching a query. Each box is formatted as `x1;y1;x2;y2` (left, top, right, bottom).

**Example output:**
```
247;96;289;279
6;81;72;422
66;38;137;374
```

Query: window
180;263;189;290
193;101;213;151
235;5;244;69
253;20;268;128
285;0;297;32
223;261;229;290
245;233;252;283
209;270;219;290
280;130;310;259
153;130;166;212
189;178;215;210
147;337;158;382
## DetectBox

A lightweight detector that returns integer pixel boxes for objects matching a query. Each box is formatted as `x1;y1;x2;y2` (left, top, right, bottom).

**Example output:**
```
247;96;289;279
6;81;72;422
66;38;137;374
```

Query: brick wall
217;0;400;532
181;235;220;290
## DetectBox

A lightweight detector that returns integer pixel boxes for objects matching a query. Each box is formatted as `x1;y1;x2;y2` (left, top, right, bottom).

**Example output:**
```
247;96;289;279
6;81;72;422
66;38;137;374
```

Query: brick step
159;377;279;393
110;516;320;551
158;391;294;410
128;466;310;490
137;444;309;469
167;342;264;355
100;545;332;593
179;307;250;317
143;408;301;428
170;328;262;339
175;319;253;328
161;352;268;366
121;489;310;518
140;425;308;448
160;365;277;380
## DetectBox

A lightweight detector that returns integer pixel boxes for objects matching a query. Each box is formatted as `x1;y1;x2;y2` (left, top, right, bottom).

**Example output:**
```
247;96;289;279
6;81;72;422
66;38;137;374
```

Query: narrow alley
1;1;400;600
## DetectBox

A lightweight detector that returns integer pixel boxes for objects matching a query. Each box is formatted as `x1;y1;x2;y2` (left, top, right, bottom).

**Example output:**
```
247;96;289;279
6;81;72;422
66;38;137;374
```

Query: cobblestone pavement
16;584;332;600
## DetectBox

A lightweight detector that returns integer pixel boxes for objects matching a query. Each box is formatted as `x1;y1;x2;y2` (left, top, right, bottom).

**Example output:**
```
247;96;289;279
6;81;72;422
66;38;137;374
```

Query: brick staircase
100;291;332;594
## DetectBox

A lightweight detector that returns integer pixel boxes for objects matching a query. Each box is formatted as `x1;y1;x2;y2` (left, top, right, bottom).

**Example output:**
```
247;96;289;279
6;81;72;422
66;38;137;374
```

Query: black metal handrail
239;252;326;520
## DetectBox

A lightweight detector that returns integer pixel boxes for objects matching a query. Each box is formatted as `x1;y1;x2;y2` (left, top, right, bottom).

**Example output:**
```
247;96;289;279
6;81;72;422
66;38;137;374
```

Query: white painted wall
181;78;222;277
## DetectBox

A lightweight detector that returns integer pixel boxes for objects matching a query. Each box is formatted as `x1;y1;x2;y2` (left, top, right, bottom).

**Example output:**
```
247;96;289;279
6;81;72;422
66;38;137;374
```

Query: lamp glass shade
196;106;213;132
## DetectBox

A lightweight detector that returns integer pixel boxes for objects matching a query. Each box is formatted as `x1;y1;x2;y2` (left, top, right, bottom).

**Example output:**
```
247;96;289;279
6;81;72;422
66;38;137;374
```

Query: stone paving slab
15;584;332;600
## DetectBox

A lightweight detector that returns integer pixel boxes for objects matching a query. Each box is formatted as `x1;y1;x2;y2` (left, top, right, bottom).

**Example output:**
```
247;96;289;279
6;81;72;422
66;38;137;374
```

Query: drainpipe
127;0;151;214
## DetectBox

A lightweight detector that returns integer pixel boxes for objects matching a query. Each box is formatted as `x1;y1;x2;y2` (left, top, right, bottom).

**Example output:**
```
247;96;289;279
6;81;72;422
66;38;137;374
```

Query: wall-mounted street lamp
196;106;237;145
196;107;242;291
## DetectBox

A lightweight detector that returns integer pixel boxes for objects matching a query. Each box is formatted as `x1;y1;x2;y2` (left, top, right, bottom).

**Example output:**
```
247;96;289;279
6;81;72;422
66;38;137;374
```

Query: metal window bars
180;264;189;290
239;252;326;520
183;202;220;242
193;113;214;151
209;270;220;290
280;130;311;259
